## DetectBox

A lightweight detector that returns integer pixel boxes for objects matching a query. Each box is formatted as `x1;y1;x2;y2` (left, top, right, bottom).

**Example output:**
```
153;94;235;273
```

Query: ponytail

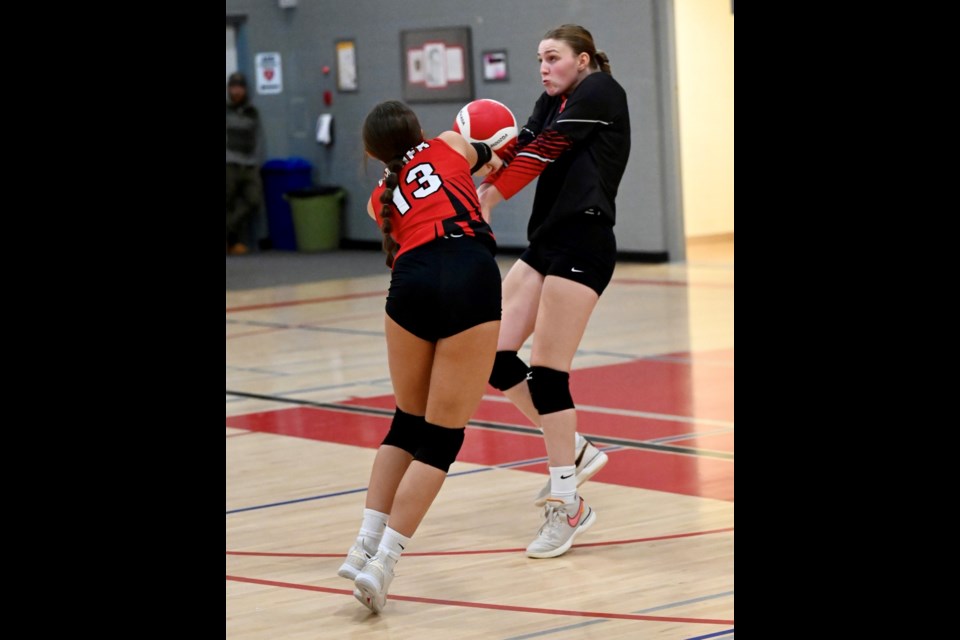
379;157;404;267
594;50;612;74
362;100;423;268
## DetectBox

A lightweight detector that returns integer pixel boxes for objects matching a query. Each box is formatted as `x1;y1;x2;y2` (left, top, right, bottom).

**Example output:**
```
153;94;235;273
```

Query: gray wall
226;0;681;257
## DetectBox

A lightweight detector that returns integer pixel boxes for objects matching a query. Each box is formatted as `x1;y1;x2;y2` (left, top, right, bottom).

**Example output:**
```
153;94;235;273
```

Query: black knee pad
380;407;424;455
488;351;530;391
528;366;574;415
414;422;466;472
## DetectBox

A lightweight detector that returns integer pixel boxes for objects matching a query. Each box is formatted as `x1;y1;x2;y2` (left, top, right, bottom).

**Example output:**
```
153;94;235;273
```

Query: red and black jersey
371;137;496;263
485;72;630;241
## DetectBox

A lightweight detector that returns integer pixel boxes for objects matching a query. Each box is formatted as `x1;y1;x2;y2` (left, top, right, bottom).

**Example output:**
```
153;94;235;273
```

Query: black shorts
386;238;502;343
520;215;617;296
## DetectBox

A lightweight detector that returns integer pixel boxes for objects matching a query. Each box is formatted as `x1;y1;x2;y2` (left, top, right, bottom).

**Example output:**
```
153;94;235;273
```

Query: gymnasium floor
226;236;734;639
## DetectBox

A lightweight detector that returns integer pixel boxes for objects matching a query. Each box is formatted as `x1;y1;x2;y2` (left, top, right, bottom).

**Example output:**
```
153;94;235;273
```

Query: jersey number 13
392;163;441;215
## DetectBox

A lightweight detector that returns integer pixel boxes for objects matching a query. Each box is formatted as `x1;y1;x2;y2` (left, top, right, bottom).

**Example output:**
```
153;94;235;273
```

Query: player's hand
473;153;503;178
493;138;518;164
478;184;504;224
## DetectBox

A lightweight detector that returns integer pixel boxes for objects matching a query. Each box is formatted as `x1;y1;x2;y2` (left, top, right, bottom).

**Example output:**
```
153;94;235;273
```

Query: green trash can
284;187;345;252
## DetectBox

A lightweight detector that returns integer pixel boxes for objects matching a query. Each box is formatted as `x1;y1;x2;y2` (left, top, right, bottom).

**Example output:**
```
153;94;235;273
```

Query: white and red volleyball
453;99;517;150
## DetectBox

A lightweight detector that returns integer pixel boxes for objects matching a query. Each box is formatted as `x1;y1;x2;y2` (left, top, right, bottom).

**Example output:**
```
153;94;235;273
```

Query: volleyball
453;99;517;151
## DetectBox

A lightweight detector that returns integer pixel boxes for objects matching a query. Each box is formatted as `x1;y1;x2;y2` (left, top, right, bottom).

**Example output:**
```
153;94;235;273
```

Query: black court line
226;390;734;461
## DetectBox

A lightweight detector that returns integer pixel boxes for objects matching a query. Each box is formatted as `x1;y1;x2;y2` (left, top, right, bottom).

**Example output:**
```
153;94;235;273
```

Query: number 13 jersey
370;137;496;263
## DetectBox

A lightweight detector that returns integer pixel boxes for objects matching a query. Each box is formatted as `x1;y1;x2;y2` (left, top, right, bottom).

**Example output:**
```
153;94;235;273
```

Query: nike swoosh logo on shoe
574;445;587;467
567;499;584;527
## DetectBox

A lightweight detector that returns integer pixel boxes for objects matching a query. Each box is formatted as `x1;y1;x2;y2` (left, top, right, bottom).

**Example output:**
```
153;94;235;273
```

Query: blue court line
500;590;735;640
226;391;734;452
227;446;628;515
227;444;734;633
686;629;734;639
226;486;371;514
501;619;607;639
227;462;510;515
638;590;734;613
225;443;636;516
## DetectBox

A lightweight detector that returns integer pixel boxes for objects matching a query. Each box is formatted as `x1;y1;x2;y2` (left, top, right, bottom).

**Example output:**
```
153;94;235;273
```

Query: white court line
480;394;734;429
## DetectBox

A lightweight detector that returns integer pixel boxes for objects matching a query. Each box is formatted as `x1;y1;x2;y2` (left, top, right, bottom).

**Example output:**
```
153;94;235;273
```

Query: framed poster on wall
401;26;474;103
335;39;357;92
482;50;509;82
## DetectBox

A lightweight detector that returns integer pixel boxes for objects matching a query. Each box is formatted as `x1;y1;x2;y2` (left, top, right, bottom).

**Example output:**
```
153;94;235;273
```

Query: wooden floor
226;236;734;639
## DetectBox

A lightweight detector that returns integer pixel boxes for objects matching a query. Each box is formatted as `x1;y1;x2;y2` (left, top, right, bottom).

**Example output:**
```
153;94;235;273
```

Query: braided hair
543;24;613;75
362;101;424;267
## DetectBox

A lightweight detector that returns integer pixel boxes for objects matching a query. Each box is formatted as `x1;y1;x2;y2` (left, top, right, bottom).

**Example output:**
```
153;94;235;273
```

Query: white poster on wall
226;25;237;83
255;52;283;94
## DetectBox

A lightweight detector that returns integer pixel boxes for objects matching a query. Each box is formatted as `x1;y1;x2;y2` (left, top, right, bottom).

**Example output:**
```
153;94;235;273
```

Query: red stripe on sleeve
492;130;572;200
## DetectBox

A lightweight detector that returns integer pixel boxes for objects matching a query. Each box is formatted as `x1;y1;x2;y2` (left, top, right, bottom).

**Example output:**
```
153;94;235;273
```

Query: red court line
341;394;732;448
226;407;391;449
339;353;733;422
517;448;733;502
567;357;733;421
225;574;733;625
225;527;733;558
224;405;733;500
225;406;551;466
225;351;734;498
504;450;733;502
226;290;387;313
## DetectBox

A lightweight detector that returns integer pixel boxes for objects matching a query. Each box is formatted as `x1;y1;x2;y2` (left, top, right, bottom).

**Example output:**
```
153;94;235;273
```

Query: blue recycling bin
260;157;314;250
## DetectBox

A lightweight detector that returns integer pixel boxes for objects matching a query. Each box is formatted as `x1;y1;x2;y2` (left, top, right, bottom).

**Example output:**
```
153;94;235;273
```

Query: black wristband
470;142;493;173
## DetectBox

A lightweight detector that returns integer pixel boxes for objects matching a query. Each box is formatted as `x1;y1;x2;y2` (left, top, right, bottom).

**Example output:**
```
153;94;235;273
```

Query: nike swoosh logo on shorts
449;233;464;238
571;268;584;273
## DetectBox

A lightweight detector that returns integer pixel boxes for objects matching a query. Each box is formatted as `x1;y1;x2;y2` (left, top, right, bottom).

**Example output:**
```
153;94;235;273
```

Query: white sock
549;465;578;505
358;508;388;554
377;526;411;571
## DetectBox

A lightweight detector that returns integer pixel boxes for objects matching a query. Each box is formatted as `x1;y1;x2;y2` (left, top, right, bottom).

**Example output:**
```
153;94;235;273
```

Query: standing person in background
338;100;503;614
225;72;265;255
478;24;631;559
